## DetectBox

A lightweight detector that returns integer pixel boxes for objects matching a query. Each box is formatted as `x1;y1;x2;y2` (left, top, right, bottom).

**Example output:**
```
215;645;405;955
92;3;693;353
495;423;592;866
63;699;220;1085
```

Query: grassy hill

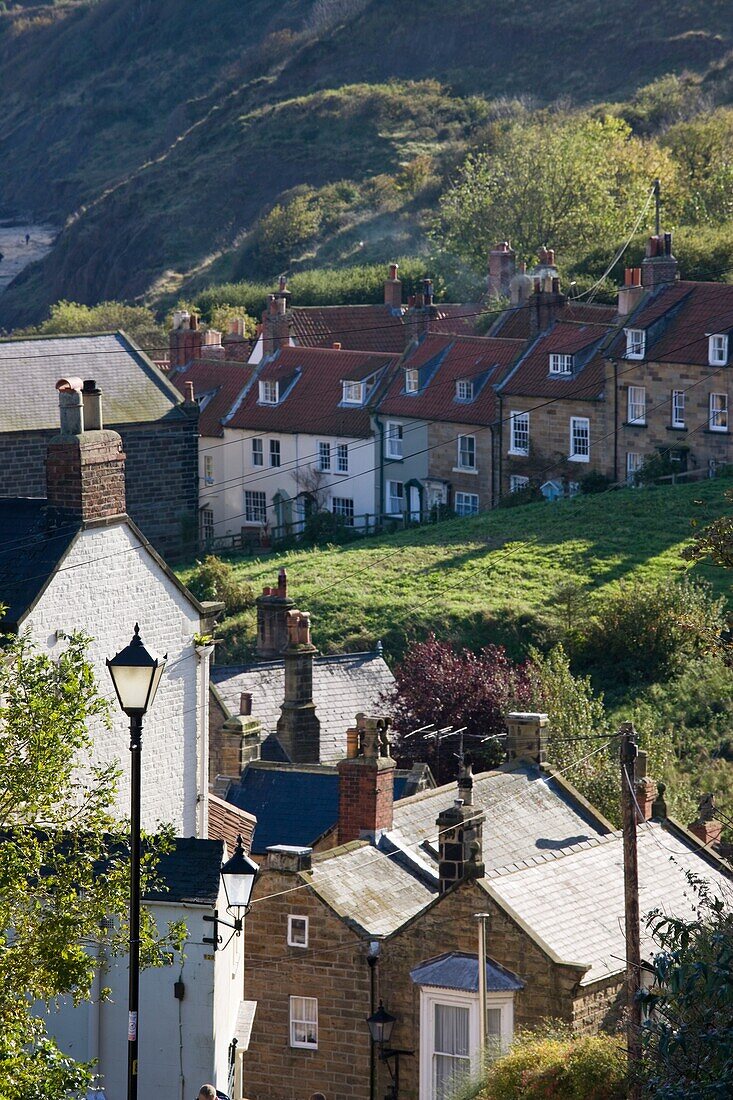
0;0;731;326
181;477;733;667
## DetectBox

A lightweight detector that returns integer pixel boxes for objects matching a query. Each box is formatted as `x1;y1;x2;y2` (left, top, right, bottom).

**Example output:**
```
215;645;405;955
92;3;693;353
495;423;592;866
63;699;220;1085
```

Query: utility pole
475;913;491;1066
654;178;661;236
620;722;642;1099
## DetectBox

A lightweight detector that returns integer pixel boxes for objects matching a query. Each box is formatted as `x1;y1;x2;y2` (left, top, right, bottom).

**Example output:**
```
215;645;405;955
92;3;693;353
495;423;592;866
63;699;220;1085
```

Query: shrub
580;470;613;494
301;510;359;546
185;556;254;615
472;1032;626;1100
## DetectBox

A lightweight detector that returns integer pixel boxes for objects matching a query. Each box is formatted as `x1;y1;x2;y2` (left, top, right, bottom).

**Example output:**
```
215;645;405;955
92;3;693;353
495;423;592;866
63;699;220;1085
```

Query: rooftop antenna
653;179;661;237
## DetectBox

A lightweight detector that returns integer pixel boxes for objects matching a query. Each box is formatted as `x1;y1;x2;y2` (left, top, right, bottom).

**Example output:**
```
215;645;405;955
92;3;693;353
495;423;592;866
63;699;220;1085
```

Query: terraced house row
169;239;732;547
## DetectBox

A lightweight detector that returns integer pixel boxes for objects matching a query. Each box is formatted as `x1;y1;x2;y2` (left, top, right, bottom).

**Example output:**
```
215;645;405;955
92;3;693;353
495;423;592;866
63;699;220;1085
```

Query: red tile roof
617;281;733;365
170;359;253;437
208;793;256;856
492;300;617;340
290;303;479;353
226;346;399;437
499;322;612;400
379;334;524;424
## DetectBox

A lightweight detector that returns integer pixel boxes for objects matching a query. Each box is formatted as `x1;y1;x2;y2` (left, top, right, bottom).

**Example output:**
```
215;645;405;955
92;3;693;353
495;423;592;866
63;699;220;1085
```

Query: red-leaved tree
385;635;533;783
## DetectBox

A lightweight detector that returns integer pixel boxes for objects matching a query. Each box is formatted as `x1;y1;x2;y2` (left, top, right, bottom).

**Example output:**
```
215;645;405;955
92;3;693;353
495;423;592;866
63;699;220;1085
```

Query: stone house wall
426;420;493;511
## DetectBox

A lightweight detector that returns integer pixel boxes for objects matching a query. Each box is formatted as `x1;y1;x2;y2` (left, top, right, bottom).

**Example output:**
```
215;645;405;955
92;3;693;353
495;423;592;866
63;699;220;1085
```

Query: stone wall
573;973;625;1034
426;419;493;511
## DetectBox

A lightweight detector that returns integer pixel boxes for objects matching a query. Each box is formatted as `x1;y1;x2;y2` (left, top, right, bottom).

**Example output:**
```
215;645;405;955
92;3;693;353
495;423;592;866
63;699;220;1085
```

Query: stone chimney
222;317;251;362
505;712;549;765
265;844;313;873
262;294;293;357
276;609;321;763
688;793;723;847
256;568;294;658
488;241;516;299
618;266;645;317
641;232;678;289
337;715;395;844
509;262;532;307
46;379;126;524
384;263;403;310
436;788;485;894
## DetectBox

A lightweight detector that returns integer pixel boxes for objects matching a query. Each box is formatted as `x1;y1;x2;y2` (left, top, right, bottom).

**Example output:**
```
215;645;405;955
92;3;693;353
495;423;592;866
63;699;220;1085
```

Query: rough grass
178;477;733;665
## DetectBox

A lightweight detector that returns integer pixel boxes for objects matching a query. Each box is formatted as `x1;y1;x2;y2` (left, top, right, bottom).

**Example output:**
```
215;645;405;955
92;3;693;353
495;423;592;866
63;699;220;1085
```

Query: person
197;1087;230;1100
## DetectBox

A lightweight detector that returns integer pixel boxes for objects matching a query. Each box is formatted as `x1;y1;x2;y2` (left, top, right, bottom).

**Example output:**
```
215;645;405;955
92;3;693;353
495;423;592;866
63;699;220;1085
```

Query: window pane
337;443;348;473
628;387;646;424
252;438;263;466
434;1005;471;1100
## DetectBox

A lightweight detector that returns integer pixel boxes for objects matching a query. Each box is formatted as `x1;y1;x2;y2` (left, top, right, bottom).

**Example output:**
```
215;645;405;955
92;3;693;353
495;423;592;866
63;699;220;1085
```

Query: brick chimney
633;750;658;821
641;232;678;289
404;278;439;346
169;311;205;369
256;568;294;658
618;266;645;317
384;263;403;310
46;379;126;524
222;318;251;362
688;793;723;847
505;712;549;765
337;715;395;844
488;241;516;299
436;768;485;894
276;609;321;763
529;276;566;337
262;294;293;357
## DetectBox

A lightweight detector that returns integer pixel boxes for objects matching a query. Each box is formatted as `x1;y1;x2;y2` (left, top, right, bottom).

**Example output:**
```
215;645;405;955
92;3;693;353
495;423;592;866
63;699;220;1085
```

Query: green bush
470;1033;626;1100
185;556;254;615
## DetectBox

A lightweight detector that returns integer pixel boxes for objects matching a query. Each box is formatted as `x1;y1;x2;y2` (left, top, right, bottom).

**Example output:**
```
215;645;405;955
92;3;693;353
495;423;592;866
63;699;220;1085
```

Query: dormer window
549;354;573;375
709;334;729;366
259;379;279;404
625;329;645;359
342;380;365;405
405;369;419;394
456;379;474;401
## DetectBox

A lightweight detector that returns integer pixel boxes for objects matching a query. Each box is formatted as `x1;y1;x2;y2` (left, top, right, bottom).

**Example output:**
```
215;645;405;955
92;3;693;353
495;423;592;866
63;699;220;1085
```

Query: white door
409;484;421;521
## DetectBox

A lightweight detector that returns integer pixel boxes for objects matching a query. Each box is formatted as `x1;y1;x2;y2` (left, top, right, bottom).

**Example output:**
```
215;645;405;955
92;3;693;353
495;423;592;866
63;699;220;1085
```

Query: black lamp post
366;1002;412;1100
107;624;166;1100
204;834;259;950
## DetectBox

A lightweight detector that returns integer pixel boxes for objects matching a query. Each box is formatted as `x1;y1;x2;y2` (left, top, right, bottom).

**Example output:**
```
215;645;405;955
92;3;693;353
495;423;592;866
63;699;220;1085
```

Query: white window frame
509;475;529;493
625;329;645;359
332;496;355;526
287;915;309;948
318;441;331;472
456;379;474;401
244;490;267;525
671;390;685;429
509;411;529;456
336;442;349;474
385;421;404;460
405;368;419;394
626;452;643;483
455;492;479;516
269;438;281;467
627;386;646;425
418;987;514;1100
569;416;590;462
456;435;476;471
549;353;573;375
251;437;263;467
342;380;365;405
203;454;214;485
259;379;279;404
386;480;404;515
708;334;729;367
710;392;729;432
289;995;318;1049
200;506;214;544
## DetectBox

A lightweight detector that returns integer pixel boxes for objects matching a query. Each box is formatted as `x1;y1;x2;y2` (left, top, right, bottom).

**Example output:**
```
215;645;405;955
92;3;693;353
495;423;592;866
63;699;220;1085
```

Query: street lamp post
203;834;259;951
107;624;166;1100
366;1002;413;1100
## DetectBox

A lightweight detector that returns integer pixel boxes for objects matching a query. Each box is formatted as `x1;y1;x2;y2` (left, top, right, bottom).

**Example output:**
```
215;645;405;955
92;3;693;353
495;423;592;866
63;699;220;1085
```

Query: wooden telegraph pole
620;722;642;1099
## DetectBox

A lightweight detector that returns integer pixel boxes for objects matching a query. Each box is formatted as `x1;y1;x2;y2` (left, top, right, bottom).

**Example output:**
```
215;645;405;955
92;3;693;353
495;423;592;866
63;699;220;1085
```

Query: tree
256;193;323;271
22;299;166;355
434;114;678;271
0;628;180;1097
683;487;733;570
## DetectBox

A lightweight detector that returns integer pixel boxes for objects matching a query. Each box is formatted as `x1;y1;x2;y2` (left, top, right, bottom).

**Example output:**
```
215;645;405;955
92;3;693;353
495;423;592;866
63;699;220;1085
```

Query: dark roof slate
0;500;79;629
144;837;224;906
410;952;524;993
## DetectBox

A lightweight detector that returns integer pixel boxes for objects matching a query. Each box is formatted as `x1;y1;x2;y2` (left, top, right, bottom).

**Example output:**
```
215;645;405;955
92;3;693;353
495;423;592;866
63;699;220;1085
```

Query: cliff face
0;0;730;326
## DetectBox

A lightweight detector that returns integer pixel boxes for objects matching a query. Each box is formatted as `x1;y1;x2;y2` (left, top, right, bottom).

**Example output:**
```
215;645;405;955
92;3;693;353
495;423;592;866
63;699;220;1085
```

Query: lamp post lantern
366;1002;412;1100
204;834;259;950
107;624;166;1100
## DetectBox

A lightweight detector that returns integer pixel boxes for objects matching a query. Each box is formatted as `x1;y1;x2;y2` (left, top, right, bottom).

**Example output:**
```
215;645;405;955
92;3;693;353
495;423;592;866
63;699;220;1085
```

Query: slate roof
379;334;524;424
225;346;398;437
211;651;396;765
610;281;733;366
144;837;224;906
0;332;186;431
0;500;79;629
498;322;612;400
170;360;252;437
486;822;732;984
410;952;524;993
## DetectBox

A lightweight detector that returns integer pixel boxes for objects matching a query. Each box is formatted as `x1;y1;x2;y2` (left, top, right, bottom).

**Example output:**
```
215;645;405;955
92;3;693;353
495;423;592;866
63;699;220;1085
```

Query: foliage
497;484;544;508
20;299;166;355
185;555;254;614
683;487;733;569
661;108;733;225
619;73;707;137
207;303;257;339
580;470;614;494
467;1031;627;1099
301;509;359;546
0;630;182;1098
255;191;323;270
640;888;733;1099
387;635;533;780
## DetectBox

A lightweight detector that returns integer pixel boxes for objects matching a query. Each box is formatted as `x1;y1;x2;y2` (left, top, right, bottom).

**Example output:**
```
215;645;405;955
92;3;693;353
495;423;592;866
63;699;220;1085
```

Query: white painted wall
22;522;204;835
201;426;379;538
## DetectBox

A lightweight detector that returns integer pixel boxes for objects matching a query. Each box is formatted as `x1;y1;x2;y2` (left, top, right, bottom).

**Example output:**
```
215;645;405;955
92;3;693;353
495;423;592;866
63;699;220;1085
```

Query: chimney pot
337;717;394;843
240;692;252;716
184;381;195;404
81;379;103;431
332;341;342;350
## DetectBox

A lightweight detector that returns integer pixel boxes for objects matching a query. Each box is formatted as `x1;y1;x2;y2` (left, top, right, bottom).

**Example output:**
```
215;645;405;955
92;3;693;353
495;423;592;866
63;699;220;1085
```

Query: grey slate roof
486;822;732;983
0;500;79;628
211;652;395;764
387;760;609;875
0;333;185;431
410;952;524;993
144;837;224;907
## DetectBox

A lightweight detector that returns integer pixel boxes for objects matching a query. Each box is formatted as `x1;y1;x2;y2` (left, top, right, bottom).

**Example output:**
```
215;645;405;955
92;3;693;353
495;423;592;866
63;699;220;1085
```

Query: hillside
0;0;731;325
181;477;733;666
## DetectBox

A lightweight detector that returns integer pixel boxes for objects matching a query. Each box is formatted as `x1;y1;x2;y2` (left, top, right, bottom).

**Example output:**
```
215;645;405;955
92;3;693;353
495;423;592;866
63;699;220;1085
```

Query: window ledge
568;455;590;463
548;372;573;378
667;425;687;432
453;466;478;475
385;454;404;463
705;427;729;434
508;449;529;457
333;470;349;476
623;421;647;429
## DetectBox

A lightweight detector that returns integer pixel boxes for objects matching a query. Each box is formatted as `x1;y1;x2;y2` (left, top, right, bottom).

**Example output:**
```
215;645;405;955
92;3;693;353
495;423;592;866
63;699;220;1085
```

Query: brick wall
426;420;493;510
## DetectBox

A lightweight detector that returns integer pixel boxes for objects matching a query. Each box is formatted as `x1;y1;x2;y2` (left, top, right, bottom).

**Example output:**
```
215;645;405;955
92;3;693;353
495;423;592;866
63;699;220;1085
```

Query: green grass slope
0;0;731;325
181;478;733;665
